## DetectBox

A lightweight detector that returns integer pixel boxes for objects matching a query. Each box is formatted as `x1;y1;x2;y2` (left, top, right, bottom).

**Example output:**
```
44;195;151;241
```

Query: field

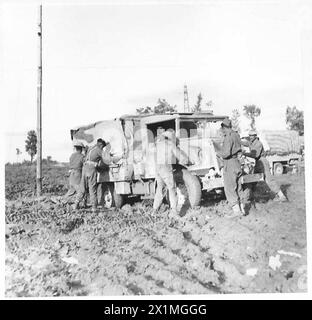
5;163;307;296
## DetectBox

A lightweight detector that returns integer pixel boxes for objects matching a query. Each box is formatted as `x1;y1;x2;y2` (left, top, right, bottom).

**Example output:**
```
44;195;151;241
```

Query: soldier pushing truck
152;128;189;217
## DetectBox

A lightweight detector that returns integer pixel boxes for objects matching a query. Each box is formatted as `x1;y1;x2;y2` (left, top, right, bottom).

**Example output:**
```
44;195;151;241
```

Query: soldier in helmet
216;118;245;218
64;141;85;203
242;130;287;202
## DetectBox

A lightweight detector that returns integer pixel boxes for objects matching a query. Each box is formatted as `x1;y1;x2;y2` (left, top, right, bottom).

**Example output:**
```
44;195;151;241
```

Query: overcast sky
2;0;312;162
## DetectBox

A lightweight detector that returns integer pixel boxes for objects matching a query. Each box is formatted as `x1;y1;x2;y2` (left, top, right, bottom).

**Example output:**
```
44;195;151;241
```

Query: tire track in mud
6;173;307;296
4;200;255;295
118;219;227;294
67;209;224;295
6;201;228;295
159;224;225;293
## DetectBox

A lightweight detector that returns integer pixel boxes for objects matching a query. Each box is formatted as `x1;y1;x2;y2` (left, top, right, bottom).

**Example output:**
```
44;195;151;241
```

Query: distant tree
286;106;304;136
231;109;241;133
16;148;22;163
25;130;37;163
206;100;213;108
192;93;203;113
42;156;55;165
136;99;177;114
243;104;261;130
154;99;177;114
136;106;153;114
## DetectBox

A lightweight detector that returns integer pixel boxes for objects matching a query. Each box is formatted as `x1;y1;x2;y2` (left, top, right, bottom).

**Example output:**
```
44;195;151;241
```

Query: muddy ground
5;163;307;296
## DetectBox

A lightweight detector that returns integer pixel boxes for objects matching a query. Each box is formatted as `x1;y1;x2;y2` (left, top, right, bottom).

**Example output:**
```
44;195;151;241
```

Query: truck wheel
175;169;202;208
273;162;284;175
102;183;124;209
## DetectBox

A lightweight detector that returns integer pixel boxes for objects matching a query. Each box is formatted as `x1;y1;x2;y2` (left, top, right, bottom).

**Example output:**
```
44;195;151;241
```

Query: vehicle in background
241;130;303;175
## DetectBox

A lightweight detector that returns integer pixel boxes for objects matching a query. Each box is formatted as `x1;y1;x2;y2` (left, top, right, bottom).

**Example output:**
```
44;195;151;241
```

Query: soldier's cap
97;138;107;146
73;141;84;148
248;130;258;136
221;118;232;128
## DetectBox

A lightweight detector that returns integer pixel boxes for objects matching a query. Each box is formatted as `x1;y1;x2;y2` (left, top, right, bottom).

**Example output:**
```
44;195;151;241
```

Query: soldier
216;118;245;218
242;130;287;202
153;129;188;216
63;141;85;204
73;138;112;212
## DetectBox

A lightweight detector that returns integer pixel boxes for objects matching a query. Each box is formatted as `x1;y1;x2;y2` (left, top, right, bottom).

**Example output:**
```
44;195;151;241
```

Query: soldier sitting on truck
73;138;112;213
153;128;188;217
241;130;287;202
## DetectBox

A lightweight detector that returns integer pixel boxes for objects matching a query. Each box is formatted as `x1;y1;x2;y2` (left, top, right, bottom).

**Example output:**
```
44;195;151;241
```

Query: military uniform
64;151;85;201
243;136;282;197
75;144;111;210
218;129;243;208
153;132;188;213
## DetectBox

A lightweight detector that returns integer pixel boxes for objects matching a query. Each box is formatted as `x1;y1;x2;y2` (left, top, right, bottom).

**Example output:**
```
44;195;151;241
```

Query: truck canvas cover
70;120;127;158
261;130;300;155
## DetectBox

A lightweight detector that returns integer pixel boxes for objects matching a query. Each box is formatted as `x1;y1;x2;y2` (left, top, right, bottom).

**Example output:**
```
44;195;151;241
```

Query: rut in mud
5;164;307;296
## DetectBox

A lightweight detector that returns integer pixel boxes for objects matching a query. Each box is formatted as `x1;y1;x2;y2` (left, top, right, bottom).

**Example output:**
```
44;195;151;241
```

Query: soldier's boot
273;190;288;202
225;204;244;219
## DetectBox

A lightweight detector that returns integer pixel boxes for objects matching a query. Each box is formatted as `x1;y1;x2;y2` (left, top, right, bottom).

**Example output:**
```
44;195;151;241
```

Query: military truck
70;112;263;209
241;130;303;175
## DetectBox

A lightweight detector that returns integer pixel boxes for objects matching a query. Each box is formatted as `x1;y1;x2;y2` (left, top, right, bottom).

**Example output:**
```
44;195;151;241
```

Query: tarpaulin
71;120;127;158
260;130;300;155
